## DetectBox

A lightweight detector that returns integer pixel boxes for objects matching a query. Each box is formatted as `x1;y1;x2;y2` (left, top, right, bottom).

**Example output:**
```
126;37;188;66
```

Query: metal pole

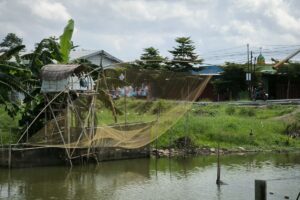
254;57;256;73
247;44;250;99
250;51;253;95
124;71;127;126
255;180;267;200
247;44;249;73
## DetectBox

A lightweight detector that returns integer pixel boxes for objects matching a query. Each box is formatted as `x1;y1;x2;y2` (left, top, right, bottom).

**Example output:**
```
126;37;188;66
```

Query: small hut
41;64;94;93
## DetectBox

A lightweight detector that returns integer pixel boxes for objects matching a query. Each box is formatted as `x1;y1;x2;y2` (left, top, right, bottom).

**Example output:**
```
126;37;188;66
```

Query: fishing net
23;66;211;157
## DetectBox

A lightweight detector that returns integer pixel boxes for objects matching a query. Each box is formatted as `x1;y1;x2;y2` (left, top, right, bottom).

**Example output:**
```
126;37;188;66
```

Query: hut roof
41;64;88;81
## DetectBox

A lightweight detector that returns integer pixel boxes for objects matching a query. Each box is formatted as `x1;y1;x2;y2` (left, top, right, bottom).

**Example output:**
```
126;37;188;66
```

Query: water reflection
0;153;299;200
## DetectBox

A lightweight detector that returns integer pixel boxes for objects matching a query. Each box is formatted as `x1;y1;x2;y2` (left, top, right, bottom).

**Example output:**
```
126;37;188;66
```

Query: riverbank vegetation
97;99;300;151
1;99;300;151
159;103;300;151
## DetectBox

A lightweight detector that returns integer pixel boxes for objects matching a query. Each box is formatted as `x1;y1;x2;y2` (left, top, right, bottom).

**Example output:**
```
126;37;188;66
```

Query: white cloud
0;0;299;63
28;0;71;21
109;0;206;23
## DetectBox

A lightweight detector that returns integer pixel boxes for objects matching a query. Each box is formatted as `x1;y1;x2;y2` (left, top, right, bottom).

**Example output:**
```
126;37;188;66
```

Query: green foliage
152;100;172;114
59;19;75;63
136;47;166;70
225;106;236;115
238;107;256;117
0;45;25;61
212;63;247;99
0;33;23;48
0;40;31;118
285;122;300;138
168;37;203;71
277;62;300;80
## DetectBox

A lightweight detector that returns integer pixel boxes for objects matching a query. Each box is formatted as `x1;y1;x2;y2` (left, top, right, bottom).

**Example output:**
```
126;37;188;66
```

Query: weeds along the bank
1;100;300;150
156;103;300;150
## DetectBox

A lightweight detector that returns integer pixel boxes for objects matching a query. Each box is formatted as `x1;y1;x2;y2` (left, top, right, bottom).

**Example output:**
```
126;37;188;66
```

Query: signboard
246;73;251;81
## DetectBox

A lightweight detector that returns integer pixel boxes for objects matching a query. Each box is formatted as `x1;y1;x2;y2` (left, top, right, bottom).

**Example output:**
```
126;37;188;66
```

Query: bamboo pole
46;96;73;167
67;93;90;157
66;96;71;147
17;89;67;144
26;122;29;143
45;101;47;142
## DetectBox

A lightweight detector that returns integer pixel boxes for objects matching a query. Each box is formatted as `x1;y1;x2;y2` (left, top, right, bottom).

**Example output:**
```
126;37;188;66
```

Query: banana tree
0;45;32;117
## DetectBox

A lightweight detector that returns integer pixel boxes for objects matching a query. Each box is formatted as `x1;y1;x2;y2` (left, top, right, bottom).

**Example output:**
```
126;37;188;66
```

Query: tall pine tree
137;47;166;70
168;37;203;71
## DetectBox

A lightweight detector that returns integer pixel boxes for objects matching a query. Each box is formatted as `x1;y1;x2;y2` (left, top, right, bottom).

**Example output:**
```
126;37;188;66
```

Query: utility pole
250;51;253;95
247;44;249;73
247;44;251;99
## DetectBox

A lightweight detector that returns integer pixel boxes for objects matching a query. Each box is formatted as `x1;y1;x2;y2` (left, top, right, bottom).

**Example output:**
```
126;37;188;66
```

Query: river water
0;153;299;200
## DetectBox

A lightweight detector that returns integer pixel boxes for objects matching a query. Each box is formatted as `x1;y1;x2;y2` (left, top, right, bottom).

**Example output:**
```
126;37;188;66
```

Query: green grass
157;104;300;150
97;99;300;150
1;99;300;151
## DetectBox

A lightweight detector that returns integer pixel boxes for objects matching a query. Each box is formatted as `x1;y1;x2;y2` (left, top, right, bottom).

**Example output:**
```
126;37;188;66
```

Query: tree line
1;19;300;137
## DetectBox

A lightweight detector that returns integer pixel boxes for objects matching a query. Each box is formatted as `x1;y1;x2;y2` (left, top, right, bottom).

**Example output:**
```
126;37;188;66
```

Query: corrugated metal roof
70;50;122;63
191;65;223;76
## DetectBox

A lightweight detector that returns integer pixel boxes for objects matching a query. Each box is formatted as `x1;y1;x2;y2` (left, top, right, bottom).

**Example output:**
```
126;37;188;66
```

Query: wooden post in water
216;143;221;185
255;180;267;200
168;127;171;158
8;128;12;169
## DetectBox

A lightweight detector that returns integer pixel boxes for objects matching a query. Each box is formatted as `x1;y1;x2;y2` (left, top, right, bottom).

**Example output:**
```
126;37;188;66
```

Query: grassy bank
158;103;300;150
97;98;300;150
1;99;300;151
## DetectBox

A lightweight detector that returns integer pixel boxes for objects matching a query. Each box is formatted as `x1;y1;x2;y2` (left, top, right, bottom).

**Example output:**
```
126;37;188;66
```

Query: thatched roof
41;64;88;81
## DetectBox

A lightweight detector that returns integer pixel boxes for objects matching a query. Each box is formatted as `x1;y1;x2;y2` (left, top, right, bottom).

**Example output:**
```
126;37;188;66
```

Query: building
40;64;95;93
70;50;122;67
190;65;224;101
256;53;300;99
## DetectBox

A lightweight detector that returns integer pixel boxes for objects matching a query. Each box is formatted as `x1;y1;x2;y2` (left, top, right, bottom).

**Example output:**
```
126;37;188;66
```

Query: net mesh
25;67;212;154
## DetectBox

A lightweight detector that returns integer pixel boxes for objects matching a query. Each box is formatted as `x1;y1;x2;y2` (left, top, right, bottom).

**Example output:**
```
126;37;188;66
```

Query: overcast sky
1;0;300;64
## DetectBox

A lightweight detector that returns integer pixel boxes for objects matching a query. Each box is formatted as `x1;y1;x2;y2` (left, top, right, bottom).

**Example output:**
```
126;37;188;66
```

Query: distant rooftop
191;65;224;76
70;49;123;63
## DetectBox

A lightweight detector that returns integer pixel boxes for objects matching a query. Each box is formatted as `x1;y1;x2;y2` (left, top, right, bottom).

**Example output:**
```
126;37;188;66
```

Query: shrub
239;107;256;117
286;122;300;138
225;106;236;115
152;100;172;114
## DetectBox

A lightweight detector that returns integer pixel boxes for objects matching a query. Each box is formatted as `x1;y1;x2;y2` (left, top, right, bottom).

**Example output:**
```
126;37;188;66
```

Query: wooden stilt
46;96;73;167
17;90;67;144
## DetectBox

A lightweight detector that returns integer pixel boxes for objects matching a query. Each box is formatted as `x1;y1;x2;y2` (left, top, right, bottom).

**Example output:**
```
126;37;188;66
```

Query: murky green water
0;153;299;200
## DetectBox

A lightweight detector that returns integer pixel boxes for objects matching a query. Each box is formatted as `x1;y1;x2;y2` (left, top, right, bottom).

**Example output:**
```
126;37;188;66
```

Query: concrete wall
0;145;150;168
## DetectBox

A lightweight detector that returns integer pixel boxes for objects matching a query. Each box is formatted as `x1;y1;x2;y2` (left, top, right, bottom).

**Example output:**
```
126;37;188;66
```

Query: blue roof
190;65;223;75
